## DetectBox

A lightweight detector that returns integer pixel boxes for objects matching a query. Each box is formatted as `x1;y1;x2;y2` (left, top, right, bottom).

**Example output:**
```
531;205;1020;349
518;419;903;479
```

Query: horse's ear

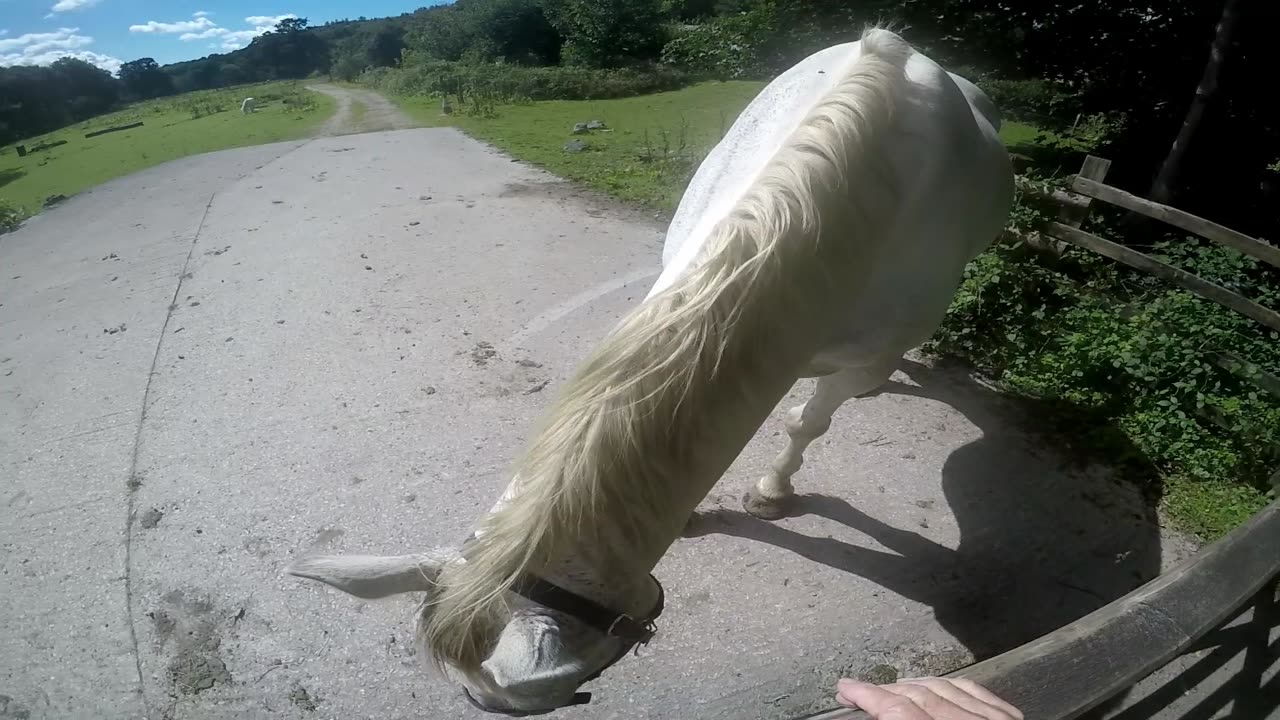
287;554;442;599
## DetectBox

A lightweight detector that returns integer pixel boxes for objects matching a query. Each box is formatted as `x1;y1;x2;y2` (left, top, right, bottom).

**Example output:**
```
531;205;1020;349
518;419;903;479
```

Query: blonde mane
420;26;914;673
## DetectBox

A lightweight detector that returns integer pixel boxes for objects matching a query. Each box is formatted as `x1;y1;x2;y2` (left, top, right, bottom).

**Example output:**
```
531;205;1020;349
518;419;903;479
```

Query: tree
0;65;74;144
219;64;247;86
50;57;119;119
405;0;560;64
406;4;478;61
368;26;408;67
330;44;370;81
117;57;175;100
480;0;562;64
244;17;331;78
276;17;310;35
543;0;667;68
905;0;1279;238
1148;0;1241;205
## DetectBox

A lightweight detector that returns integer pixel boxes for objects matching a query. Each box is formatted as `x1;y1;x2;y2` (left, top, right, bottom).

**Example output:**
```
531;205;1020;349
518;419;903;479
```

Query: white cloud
244;14;295;27
193;10;211;17
178;27;223;40
49;0;101;13
146;12;296;52
129;16;216;34
0;28;121;74
0;27;92;53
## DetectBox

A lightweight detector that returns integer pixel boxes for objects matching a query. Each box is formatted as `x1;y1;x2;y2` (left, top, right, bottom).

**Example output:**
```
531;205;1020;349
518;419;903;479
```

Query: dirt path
307;83;417;136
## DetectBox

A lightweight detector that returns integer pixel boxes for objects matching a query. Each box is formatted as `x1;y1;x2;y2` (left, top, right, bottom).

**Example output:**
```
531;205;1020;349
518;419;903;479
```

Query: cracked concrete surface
0;126;1206;720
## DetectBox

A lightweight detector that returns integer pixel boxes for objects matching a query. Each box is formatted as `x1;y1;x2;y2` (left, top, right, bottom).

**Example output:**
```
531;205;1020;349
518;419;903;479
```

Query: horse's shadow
687;356;1168;662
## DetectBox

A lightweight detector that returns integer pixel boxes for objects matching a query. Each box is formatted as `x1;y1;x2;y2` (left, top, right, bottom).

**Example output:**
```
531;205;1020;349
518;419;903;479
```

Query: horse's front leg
744;362;895;520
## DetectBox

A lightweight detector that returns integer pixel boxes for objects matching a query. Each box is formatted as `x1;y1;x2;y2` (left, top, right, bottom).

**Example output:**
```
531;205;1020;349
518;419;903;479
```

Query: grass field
349;99;369;130
388;81;1046;212
0;81;335;216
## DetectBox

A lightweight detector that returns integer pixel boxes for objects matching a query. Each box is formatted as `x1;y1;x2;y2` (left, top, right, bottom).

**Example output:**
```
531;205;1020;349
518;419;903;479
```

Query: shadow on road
686;356;1167;662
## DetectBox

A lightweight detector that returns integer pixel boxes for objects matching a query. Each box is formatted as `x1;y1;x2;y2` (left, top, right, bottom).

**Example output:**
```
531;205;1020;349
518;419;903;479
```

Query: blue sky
0;0;443;74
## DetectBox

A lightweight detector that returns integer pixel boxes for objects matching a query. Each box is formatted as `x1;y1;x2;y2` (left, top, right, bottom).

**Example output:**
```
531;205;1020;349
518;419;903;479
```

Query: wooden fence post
1060;155;1112;228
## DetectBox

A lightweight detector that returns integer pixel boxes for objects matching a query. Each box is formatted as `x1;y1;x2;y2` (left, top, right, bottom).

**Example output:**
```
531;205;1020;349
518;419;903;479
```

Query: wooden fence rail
1069;177;1280;271
792;498;1280;720
1035;156;1280;333
1046;221;1280;333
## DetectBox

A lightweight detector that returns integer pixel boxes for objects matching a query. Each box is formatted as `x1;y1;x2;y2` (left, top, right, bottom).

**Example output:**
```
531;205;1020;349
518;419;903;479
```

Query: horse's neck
487;356;801;615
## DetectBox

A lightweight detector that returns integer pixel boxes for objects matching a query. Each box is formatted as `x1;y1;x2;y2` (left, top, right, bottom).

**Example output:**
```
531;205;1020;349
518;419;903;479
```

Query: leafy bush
406;0;561;65
927;186;1279;538
971;75;1082;128
543;0;669;68
331;49;369;82
660;9;773;79
363;59;691;104
1;198;27;233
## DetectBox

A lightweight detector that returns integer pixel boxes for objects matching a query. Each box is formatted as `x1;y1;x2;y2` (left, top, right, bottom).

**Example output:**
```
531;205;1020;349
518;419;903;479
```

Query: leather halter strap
459;533;665;714
511;573;663;645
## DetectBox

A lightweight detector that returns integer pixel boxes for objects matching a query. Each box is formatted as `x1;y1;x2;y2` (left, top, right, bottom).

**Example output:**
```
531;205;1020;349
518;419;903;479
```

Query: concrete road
2;126;1201;720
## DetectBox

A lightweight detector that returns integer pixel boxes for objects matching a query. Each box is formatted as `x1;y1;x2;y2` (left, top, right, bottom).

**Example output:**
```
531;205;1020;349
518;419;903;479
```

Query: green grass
349;100;369;130
999;120;1044;147
0;81;335;215
1163;476;1270;541
394;81;764;210
386;81;1052;213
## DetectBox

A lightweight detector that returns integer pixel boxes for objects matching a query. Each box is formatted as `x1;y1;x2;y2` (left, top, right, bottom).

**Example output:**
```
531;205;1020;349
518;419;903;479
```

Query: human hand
835;677;1023;720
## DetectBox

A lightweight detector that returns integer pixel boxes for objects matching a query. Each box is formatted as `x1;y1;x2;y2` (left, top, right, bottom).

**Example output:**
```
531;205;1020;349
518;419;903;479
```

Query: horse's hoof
742;490;793;521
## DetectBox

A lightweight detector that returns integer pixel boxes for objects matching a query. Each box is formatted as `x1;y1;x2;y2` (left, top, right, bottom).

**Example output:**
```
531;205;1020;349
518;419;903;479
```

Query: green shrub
660;0;870;80
331;51;369;82
363;59;691;104
1;198;27;233
542;0;669;68
927;186;1278;538
973;76;1081;127
660;10;772;79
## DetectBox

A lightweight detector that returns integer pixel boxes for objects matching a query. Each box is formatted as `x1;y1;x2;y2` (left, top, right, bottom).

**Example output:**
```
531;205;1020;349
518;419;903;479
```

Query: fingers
835;677;1021;720
892;678;1022;720
836;680;936;720
946;678;1023;720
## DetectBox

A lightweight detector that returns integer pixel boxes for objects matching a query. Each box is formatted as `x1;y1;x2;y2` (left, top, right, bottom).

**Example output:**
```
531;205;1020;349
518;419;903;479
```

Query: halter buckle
606;614;634;637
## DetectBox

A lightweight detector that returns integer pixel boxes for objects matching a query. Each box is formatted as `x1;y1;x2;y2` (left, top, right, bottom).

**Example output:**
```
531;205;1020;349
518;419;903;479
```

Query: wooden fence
795;501;1279;720
790;156;1280;720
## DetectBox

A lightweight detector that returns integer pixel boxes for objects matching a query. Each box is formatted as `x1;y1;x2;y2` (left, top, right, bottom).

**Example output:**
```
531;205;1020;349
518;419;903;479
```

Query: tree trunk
1147;0;1242;206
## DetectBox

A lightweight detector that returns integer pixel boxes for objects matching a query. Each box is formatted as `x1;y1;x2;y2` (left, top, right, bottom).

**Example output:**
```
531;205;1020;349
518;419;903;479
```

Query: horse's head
286;550;663;715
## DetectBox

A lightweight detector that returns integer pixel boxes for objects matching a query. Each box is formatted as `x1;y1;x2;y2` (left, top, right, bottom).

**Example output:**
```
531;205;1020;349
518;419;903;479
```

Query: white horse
288;27;1013;715
241;97;256;114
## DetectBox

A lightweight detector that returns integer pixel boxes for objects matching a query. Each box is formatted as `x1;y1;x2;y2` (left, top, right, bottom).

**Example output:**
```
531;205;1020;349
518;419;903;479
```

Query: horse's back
650;41;861;296
651;30;1013;371
816;46;1012;368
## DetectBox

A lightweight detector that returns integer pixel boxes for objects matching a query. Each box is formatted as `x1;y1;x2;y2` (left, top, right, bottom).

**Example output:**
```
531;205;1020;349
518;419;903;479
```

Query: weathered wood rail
792;157;1280;719
1023;155;1280;333
793;498;1280;720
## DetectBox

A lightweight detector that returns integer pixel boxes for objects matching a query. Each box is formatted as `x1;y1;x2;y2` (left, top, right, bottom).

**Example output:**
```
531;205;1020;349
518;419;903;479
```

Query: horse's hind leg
744;362;895;520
